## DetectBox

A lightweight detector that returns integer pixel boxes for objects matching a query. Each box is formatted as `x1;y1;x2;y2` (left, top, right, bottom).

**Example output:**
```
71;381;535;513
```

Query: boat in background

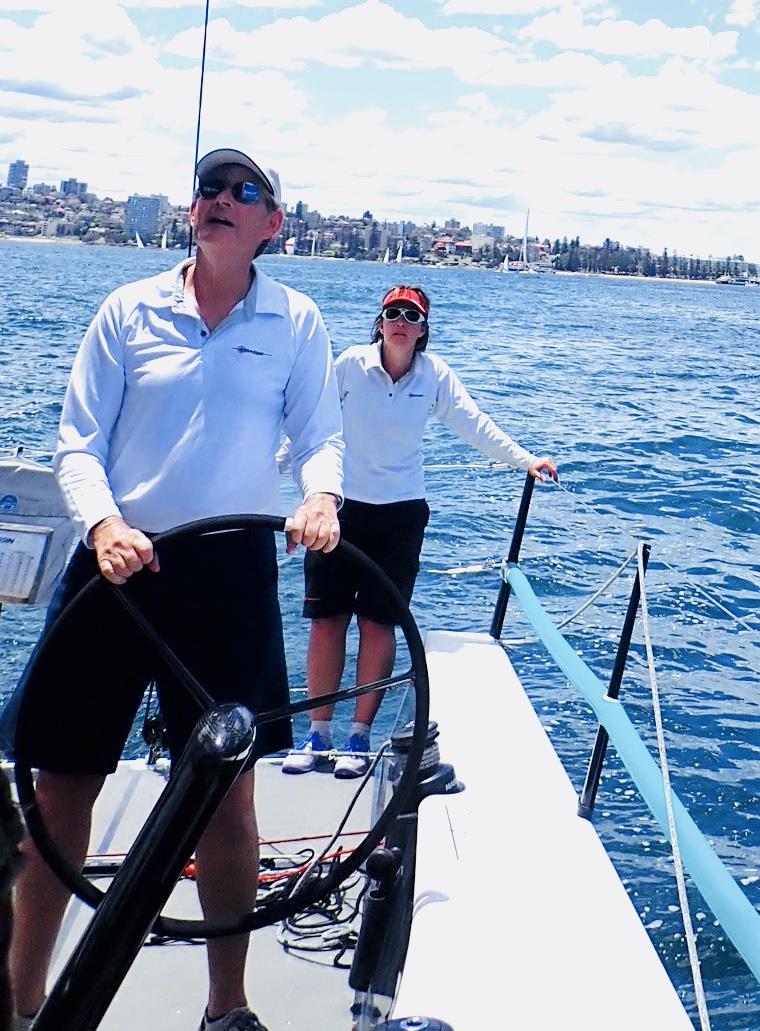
507;210;555;274
134;232;144;249
310;233;317;258
160;231;168;251
382;246;390;264
284;237;296;256
396;240;403;264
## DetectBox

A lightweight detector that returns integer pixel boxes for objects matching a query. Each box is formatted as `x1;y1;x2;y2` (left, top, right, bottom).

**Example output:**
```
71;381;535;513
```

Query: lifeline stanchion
577;542;651;819
489;472;535;640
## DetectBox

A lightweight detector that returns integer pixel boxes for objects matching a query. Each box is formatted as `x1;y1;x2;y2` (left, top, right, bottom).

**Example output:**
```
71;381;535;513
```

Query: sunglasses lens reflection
384;307;425;324
197;180;261;205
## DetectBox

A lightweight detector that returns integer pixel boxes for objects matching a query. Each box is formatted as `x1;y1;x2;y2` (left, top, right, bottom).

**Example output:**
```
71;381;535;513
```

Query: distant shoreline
0;235;82;245
0;237;754;288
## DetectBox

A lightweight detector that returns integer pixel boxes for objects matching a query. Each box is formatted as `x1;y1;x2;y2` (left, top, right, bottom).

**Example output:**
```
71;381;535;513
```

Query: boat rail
490;473;760;986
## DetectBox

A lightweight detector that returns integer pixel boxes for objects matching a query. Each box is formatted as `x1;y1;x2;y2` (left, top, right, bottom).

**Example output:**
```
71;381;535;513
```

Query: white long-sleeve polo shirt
55;259;343;543
336;342;537;504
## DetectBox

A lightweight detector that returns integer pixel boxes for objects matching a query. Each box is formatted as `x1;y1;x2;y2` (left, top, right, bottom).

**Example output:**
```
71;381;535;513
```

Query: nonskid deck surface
11;629;695;1030
44;758;372;1030
397;630;695;1030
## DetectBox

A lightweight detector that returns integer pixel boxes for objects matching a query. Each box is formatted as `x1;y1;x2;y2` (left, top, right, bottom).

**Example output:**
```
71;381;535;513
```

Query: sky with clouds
1;0;759;258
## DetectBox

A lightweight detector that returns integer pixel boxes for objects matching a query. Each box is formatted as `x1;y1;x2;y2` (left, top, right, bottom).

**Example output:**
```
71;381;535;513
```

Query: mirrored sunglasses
383;306;426;324
197;179;262;205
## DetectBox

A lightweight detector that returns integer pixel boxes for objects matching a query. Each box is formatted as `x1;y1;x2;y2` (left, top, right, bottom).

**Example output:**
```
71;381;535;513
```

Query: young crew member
283;284;557;778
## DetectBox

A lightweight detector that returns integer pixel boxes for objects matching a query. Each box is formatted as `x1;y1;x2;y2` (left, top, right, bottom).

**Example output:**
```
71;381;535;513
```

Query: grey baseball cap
195;148;282;207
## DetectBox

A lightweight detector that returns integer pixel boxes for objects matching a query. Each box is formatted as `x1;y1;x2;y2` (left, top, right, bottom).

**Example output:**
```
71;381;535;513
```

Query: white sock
350;721;372;741
310;720;333;744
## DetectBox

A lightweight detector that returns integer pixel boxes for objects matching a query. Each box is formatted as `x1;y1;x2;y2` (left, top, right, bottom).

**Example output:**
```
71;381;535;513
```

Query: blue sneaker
281;730;333;774
334;733;371;779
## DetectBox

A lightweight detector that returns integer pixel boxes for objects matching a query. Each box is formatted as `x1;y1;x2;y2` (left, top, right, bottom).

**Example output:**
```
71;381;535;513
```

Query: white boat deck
48;762;371;1030
21;628;693;1028
395;629;693;1029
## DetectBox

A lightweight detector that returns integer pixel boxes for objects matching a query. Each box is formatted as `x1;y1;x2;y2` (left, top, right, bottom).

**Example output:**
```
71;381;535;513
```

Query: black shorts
11;530;292;775
303;498;429;625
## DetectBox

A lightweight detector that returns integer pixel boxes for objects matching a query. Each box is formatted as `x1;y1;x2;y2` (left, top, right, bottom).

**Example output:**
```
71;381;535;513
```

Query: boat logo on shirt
408;392;424;397
235;345;271;356
0;495;17;512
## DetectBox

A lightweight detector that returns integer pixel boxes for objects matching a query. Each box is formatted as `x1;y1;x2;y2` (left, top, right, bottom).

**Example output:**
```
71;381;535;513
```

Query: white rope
499;547;638;646
637;542;712;1031
423;460;513;472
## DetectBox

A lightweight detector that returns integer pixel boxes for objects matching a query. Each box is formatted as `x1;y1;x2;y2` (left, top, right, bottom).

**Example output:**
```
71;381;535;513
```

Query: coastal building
470;232;495;254
7;160;29;190
125;194;162;242
473;222;504;240
60;178;88;197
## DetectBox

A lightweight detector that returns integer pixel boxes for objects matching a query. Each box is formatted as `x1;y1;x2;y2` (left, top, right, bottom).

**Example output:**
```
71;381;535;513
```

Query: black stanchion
578;544;651;820
489;473;535;639
32;703;255;1031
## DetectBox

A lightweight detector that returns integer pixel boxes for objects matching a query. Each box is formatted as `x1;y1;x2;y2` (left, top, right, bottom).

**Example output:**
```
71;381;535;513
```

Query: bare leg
196;770;258;1019
306;614;352;723
10;772;104;1017
353;617;397;727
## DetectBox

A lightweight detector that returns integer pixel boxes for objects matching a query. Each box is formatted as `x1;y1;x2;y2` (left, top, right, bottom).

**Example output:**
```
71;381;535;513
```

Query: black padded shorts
303;498;429;625
10;528;292;774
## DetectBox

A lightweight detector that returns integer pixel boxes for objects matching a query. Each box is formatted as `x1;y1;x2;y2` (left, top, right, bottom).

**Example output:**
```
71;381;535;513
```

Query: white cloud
0;0;54;9
165;1;512;72
117;0;323;7
2;0;759;256
440;0;560;13
725;0;758;26
164;0;626;91
0;16;25;49
520;9;738;61
438;0;602;14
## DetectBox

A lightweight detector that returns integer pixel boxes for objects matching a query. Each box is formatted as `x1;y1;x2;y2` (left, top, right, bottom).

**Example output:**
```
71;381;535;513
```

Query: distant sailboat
135;231;145;249
285;236;296;256
518;210;530;272
382;246;390;264
160;230;167;250
501;250;509;273
310;233;317;258
396;240;404;264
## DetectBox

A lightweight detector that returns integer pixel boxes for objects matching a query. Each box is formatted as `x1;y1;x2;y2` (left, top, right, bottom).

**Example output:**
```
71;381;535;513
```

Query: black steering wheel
14;514;430;938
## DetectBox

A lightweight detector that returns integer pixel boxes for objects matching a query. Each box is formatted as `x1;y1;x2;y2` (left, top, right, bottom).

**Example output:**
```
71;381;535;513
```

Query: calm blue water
1;241;759;1027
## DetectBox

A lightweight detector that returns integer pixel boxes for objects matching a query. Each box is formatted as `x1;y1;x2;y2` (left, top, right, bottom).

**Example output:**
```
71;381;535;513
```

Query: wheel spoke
14;513;430;940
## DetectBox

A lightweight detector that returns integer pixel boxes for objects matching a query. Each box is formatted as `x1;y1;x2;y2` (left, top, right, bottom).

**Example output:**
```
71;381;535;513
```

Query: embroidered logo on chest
235;345;271;356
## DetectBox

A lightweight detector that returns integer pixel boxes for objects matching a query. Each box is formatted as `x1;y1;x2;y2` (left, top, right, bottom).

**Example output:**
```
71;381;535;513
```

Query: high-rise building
7;160;29;190
125;195;162;241
474;222;504;239
60;178;88;197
